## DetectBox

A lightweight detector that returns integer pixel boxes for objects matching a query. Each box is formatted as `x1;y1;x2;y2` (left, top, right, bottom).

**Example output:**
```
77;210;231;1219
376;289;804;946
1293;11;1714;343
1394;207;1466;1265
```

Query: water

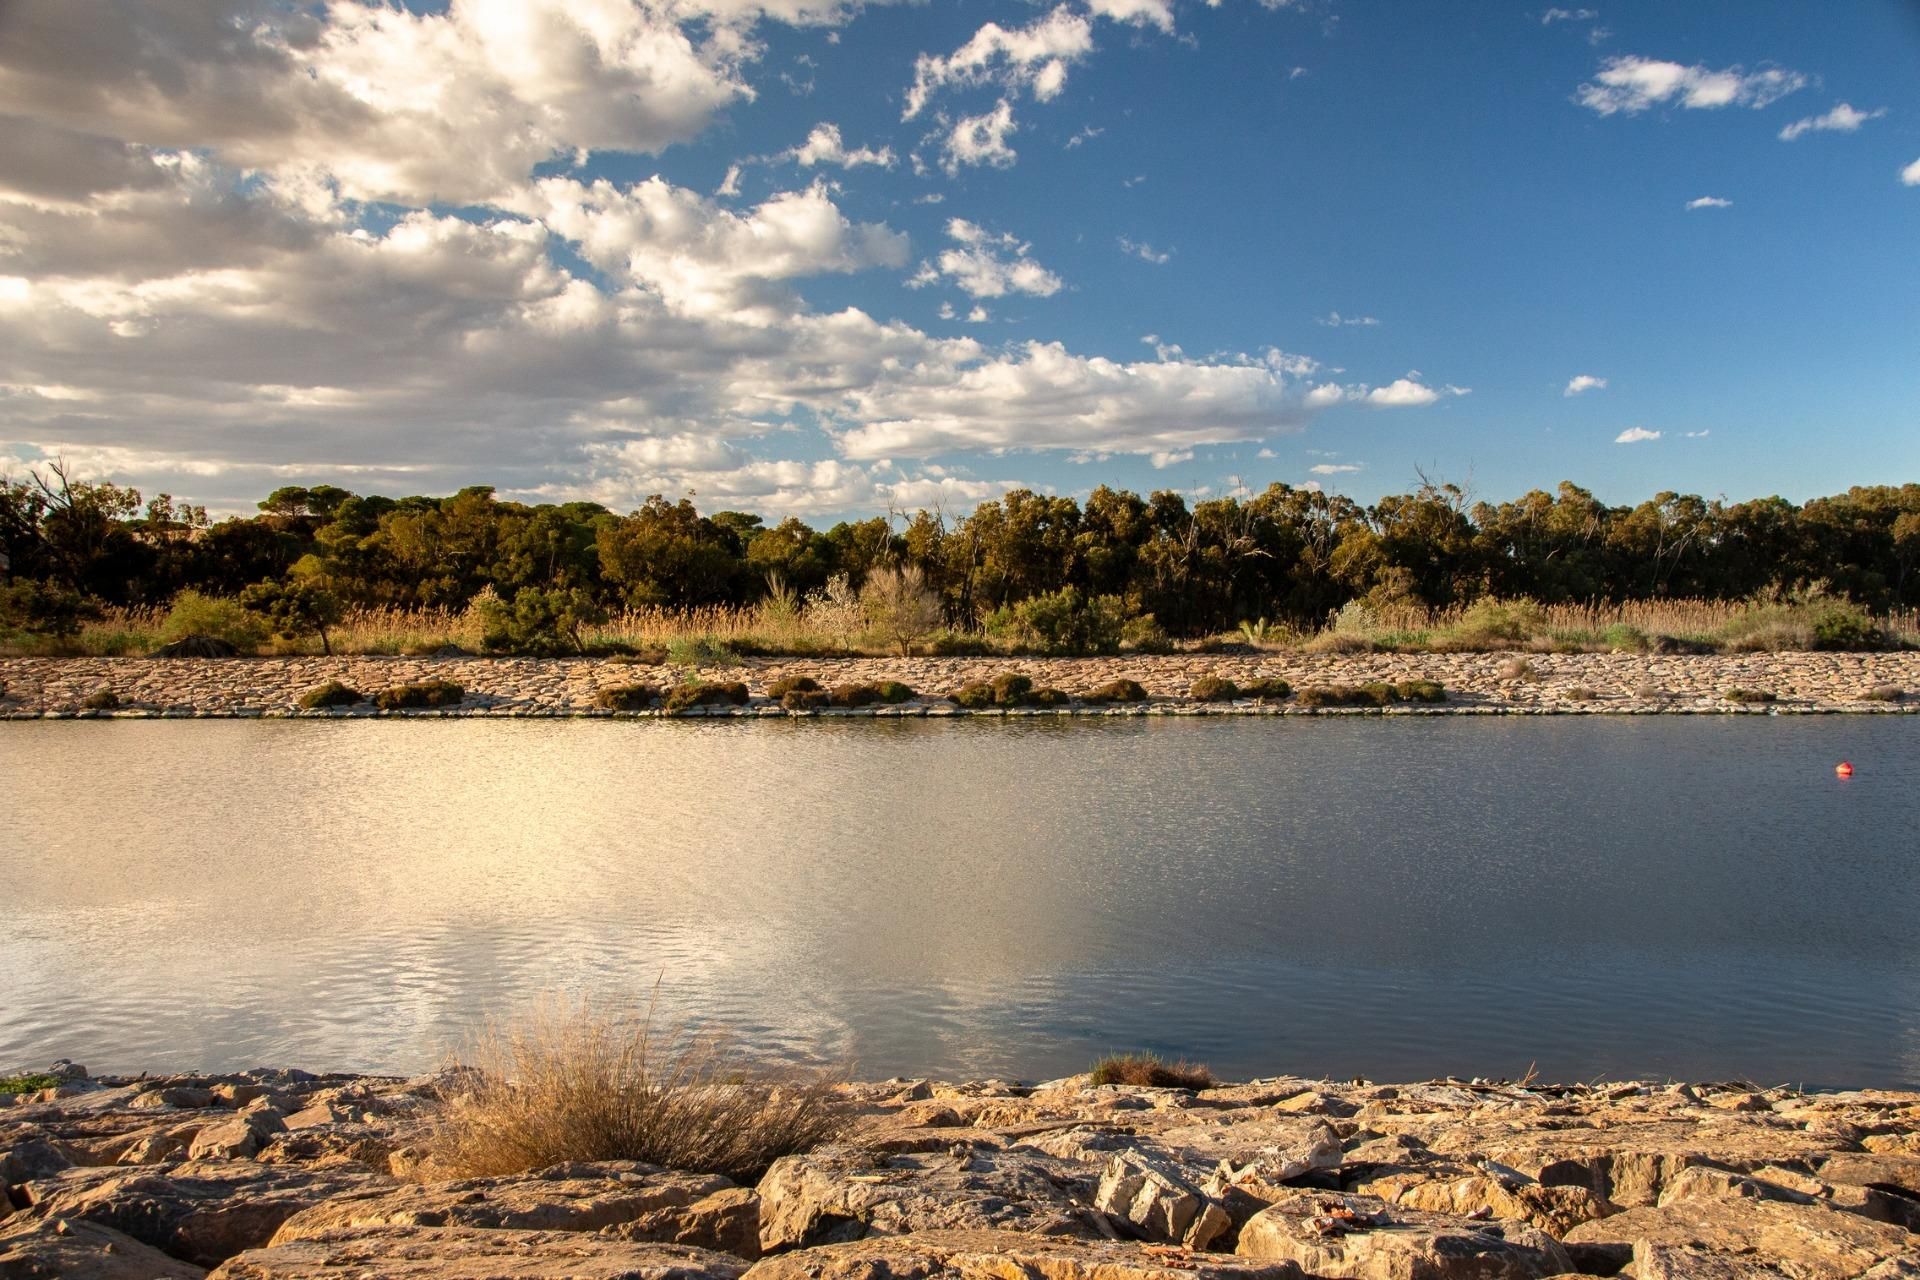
3;717;1918;1087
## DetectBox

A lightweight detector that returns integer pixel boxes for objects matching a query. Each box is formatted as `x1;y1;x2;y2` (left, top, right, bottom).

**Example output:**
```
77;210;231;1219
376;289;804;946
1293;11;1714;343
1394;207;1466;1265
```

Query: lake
3;716;1917;1087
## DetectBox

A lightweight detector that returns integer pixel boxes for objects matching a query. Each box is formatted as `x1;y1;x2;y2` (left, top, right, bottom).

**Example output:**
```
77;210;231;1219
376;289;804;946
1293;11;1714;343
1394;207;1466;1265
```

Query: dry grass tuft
429;998;846;1182
1088;1052;1216;1090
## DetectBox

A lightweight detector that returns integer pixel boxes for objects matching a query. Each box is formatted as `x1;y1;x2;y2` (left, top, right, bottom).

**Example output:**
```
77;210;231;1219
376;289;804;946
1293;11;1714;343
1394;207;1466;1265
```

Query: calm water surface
3;717;1917;1086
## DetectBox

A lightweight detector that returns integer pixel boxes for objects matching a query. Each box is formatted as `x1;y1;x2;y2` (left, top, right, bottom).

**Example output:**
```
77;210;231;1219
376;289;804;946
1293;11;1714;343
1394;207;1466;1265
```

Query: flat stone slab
1233;1191;1573;1279
205;1227;748;1280
741;1229;1311;1280
0;1212;208;1279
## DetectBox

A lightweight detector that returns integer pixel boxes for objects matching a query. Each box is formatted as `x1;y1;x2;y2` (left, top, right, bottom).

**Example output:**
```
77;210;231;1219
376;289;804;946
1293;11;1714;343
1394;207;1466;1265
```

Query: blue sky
0;0;1915;517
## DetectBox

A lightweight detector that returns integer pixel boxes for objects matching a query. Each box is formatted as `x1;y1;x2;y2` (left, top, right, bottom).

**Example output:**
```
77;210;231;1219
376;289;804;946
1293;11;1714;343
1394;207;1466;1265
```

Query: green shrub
1087;1053;1215;1090
950;680;994;709
1296;683;1395;708
1241;677;1292;700
1120;614;1173;655
0;579;101;640
983;588;1128;655
990;672;1034;706
241;577;346;654
1602;623;1649;652
1392;678;1446;703
299;680;364;709
1724;687;1777;704
81;688;121;711
1498;656;1540;682
1189;675;1239;702
766;675;821;698
666;636;742;667
928;631;993;657
1081;678;1148;704
161;590;267;650
828;682;879;708
1808;599;1883;651
1860;685;1905;702
870;680;916;704
478;587;608;656
663;681;749;713
593;684;659;712
1440;597;1547;648
404;642;473;658
1028;686;1070;708
781;688;830;711
375;679;466;710
0;1073;60;1095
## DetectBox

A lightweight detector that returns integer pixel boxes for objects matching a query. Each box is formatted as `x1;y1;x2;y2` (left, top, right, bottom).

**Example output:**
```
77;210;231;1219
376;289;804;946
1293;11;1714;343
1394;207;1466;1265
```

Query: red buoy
1836;762;1854;777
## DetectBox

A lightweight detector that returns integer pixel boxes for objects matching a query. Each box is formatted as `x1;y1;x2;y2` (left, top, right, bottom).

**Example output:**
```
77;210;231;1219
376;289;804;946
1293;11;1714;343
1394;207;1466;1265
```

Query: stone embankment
2;652;1919;718
4;1063;1918;1278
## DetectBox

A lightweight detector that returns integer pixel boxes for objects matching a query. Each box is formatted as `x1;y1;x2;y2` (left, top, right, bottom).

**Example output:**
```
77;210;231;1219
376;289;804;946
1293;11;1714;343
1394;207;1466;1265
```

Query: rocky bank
3;1063;1917;1278
3;652;1919;718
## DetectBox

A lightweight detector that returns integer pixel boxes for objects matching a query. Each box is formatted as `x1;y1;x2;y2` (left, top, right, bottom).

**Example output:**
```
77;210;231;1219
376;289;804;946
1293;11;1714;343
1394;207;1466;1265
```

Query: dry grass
429;998;846;1182
1087;1052;1216;1090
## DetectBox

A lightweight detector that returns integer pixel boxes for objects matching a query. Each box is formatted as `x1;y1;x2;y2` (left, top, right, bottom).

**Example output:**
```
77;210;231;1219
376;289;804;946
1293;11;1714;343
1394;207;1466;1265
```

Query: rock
740;1229;1310;1280
1095;1149;1230;1249
1634;1242;1793;1279
0;1212;207;1279
270;1163;733;1244
1560;1195;1916;1278
603;1187;762;1260
205;1227;748;1280
118;1126;197;1166
1156;1116;1345;1184
755;1146;1102;1253
1233;1192;1573;1279
132;1088;218;1111
0;1130;73;1184
188;1111;286;1162
1352;1168;1612;1237
19;1160;393;1266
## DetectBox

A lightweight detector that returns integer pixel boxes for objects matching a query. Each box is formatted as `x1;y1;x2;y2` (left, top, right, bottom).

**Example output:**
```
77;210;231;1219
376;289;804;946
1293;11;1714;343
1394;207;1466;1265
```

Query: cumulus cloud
1564;374;1607;395
1309;463;1361;475
1685;196;1732;210
1577;55;1806;116
1086;0;1177;33
912;220;1063;298
903;6;1094;119
1901;157;1920;187
1360;377;1470;408
1614;427;1661;443
788;122;895;168
941;100;1019;173
1778;103;1886;141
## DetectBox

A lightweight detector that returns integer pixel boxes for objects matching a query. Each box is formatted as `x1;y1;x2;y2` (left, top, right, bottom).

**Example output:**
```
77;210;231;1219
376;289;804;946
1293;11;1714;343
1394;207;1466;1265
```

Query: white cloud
1684;429;1710;438
1578;56;1807;117
1065;125;1104;148
913;219;1063;299
1614;427;1661;443
788;122;895;168
1316;311;1380;327
1118;237;1171;264
1901;157;1920;187
1149;449;1193;469
1361;376;1469;408
1087;0;1176;33
1778;102;1886;142
1564;374;1608;396
1685;196;1733;210
1309;463;1361;475
941;100;1019;173
1541;8;1598;24
903;6;1094;120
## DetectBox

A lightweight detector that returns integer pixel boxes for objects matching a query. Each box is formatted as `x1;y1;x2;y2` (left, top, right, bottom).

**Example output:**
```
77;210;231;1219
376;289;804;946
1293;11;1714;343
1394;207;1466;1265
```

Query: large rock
1560;1195;1916;1278
1634;1242;1793;1279
1350;1167;1612;1237
270;1162;733;1244
1094;1149;1230;1248
741;1229;1309;1280
1233;1191;1573;1279
755;1146;1102;1253
19;1160;393;1266
188;1110;287;1162
0;1128;73;1184
602;1187;763;1260
205;1227;748;1280
0;1212;207;1279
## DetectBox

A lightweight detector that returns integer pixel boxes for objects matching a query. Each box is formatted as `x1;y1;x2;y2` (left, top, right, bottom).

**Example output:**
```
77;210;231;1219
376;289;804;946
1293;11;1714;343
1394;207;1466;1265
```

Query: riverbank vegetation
4;467;1918;657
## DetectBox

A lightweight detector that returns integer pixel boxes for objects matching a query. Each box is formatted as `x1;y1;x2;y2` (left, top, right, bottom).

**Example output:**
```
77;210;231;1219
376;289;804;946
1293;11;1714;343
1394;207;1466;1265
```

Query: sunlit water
3;717;1918;1087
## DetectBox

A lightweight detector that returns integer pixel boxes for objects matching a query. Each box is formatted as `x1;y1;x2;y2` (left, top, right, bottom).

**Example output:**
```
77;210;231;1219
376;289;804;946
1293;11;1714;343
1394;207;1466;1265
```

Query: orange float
1836;761;1855;777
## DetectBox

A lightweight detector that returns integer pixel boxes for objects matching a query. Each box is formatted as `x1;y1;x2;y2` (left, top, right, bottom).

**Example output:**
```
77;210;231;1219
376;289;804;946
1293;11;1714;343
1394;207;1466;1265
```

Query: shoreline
3;652;1919;719
4;1063;1917;1277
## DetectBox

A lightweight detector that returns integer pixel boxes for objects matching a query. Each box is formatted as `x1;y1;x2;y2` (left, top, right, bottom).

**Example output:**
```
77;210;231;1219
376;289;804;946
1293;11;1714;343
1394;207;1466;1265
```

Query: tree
0;579;101;639
859;564;944;655
240;576;345;654
477;586;609;656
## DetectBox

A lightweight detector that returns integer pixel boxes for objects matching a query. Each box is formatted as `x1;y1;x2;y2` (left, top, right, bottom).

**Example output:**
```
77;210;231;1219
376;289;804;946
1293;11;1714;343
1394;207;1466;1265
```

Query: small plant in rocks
374;679;465;710
1860;685;1905;702
593;684;659;712
1392;679;1446;703
1499;656;1541;682
949;680;994;709
662;681;749;714
299;680;364;709
1088;1053;1215;1090
0;1073;60;1095
1189;675;1239;702
1240;677;1293;700
1724;687;1777;704
1081;678;1148;704
81;688;121;711
766;675;821;699
1565;686;1599;702
1634;683;1668;700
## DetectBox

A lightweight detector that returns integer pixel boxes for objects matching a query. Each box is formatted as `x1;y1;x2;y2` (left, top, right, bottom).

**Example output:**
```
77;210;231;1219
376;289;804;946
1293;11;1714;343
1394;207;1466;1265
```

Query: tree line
2;465;1917;641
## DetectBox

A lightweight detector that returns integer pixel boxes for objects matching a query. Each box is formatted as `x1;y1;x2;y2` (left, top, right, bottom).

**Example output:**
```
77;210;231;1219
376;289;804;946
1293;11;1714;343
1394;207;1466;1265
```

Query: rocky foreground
3;1066;1918;1278
4;652;1920;717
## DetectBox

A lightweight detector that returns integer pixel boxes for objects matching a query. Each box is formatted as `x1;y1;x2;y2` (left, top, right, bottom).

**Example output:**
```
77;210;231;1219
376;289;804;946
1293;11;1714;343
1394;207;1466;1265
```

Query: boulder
131;1087;218;1112
205;1227;748;1280
755;1146;1102;1253
1233;1192;1573;1279
1560;1195;1916;1278
270;1162;733;1244
19;1160;393;1266
188;1111;286;1162
1351;1167;1612;1237
0;1130;73;1184
0;1211;207;1279
1094;1149;1231;1249
740;1229;1309;1280
1634;1242;1793;1279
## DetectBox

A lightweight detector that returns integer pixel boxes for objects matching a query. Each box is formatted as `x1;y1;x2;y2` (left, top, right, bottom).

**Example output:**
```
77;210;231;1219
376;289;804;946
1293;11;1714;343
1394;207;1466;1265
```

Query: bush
1087;1053;1215;1090
984;588;1129;656
1082;678;1148;703
766;675;821;699
870;680;916;704
950;680;993;709
161;590;267;651
1498;656;1540;682
781;688;830;711
1440;597;1547;648
299;680;364;709
828;682;878;708
593;684;659;712
81;688;121;711
663;681;749;713
0;1073;60;1095
429;998;846;1182
1120;614;1173;654
0;579;101;639
478;587;608;657
1296;683;1396;708
860;564;945;655
1602;624;1650;652
1565;685;1599;702
1393;678;1447;703
1241;677;1293;700
1189;675;1239;702
1724;687;1777;704
1808;598;1883;651
1860;685;1905;702
990;672;1034;706
1028;686;1070;708
375;679;466;710
241;577;346;654
666;636;741;667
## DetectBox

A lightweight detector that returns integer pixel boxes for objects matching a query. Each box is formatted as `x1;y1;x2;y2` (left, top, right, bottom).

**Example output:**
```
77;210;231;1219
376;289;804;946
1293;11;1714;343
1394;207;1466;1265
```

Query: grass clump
1392;678;1447;703
990;672;1034;706
1565;685;1599;703
1189;675;1239;702
1240;677;1293;700
1498;656;1541;682
593;684;659;712
666;636;742;667
1724;687;1778;704
299;680;364;709
1081;678;1148;704
1087;1052;1216;1091
662;681;749;713
949;680;994;709
1635;683;1668;700
781;688;830;711
1860;685;1905;702
429;999;846;1183
81;688;121;711
0;1073;60;1095
870;680;916;704
766;675;821;699
1027;686;1070;708
375;679;466;710
1295;682;1393;708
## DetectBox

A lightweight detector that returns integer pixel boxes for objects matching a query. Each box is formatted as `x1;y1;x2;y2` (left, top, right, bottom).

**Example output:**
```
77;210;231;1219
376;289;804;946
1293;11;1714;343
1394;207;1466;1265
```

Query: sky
0;0;1916;520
